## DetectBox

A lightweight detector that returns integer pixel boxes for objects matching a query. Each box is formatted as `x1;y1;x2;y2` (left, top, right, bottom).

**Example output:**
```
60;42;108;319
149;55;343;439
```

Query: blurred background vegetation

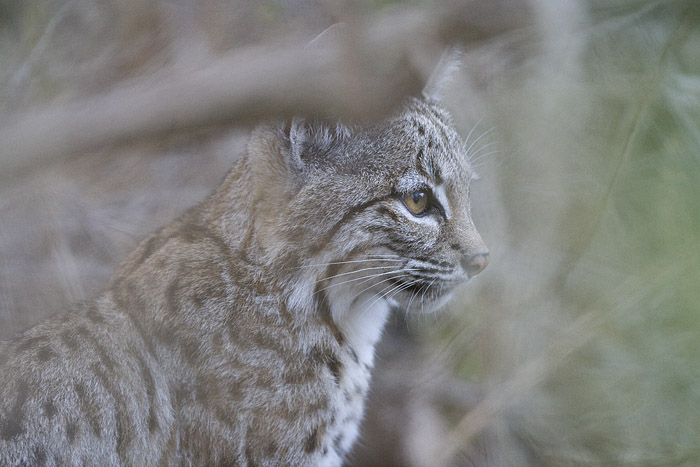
1;0;699;465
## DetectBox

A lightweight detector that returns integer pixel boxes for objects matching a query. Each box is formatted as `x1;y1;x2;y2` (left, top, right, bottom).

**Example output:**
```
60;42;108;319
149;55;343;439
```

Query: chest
172;291;392;466
317;346;372;465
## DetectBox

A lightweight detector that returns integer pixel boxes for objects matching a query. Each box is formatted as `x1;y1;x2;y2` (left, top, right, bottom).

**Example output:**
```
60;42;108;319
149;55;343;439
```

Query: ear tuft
422;48;464;101
284;116;311;176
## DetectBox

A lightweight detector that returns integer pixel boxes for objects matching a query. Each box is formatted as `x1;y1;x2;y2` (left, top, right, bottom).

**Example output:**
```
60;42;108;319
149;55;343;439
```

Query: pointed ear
277;23;347;177
422;48;464;100
281;116;351;180
247;119;310;194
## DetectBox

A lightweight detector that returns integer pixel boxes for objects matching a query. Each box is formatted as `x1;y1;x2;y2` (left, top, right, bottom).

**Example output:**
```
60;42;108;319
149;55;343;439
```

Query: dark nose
461;253;489;278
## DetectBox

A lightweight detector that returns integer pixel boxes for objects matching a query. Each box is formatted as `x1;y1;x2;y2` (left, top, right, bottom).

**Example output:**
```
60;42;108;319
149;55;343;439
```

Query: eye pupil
403;190;430;215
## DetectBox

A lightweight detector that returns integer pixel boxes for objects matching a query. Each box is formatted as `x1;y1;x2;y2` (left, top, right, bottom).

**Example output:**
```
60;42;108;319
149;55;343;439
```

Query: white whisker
317;265;404;283
465;127;495;161
462;117;485;153
349;273;413;305
469;149;500;164
354;281;404;320
388;280;419;301
406;280;426;311
361;283;404;316
419;279;437;315
315;268;420;294
362;278;421;316
293;256;403;270
465;141;497;159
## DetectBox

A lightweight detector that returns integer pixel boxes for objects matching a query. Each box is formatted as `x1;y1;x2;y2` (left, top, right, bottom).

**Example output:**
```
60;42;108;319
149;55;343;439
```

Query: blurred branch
10;0;76;89
436;309;603;465
551;4;698;288
0;0;533;180
433;376;485;410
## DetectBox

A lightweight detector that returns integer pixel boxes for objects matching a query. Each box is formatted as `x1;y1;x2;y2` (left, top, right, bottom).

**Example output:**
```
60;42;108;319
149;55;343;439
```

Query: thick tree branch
0;0;533;180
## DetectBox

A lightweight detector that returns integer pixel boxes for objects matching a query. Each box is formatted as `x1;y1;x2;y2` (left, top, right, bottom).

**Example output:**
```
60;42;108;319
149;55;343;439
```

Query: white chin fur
400;288;456;315
327;288;391;367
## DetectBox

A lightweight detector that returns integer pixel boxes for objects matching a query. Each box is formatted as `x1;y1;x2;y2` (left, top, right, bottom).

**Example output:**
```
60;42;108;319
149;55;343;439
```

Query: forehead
388;98;471;187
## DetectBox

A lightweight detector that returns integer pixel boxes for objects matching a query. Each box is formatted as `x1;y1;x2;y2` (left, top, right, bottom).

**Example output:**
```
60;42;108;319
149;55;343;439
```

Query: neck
203;154;392;361
326;286;392;370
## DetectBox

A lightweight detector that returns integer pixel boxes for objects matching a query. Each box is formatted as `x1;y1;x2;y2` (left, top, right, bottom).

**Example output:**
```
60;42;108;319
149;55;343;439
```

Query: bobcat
0;95;488;466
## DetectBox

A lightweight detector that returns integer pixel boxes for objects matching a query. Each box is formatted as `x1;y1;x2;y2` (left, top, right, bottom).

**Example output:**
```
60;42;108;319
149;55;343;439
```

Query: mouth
394;278;429;295
390;273;467;293
385;276;461;313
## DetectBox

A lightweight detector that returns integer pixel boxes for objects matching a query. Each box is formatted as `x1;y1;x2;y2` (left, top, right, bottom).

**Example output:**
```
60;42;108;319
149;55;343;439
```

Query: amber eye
403;190;430;216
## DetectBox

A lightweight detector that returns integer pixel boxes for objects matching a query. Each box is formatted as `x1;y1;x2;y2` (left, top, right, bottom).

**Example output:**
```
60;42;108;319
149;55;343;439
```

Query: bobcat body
0;97;488;466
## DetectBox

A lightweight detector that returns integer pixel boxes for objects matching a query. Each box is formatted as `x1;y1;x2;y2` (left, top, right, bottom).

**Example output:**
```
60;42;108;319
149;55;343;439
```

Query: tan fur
0;97;487;466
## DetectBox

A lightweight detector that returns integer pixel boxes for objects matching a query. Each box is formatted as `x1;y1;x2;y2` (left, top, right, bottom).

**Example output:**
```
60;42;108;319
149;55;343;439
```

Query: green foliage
432;1;700;465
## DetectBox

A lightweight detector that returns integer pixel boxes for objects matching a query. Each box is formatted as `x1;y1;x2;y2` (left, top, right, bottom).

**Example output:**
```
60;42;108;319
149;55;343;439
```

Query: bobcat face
276;97;489;314
357;98;488;313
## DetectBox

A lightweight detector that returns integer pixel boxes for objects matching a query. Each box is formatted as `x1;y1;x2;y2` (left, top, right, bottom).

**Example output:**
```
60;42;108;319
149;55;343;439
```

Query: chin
392;285;459;315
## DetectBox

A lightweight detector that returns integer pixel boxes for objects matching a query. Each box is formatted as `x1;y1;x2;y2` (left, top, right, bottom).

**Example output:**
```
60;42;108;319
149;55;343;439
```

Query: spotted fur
0;97;488;466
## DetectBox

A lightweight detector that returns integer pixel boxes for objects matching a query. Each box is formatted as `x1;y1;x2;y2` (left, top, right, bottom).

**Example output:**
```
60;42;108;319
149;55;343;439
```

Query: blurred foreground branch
0;0;532;180
436;309;603;465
